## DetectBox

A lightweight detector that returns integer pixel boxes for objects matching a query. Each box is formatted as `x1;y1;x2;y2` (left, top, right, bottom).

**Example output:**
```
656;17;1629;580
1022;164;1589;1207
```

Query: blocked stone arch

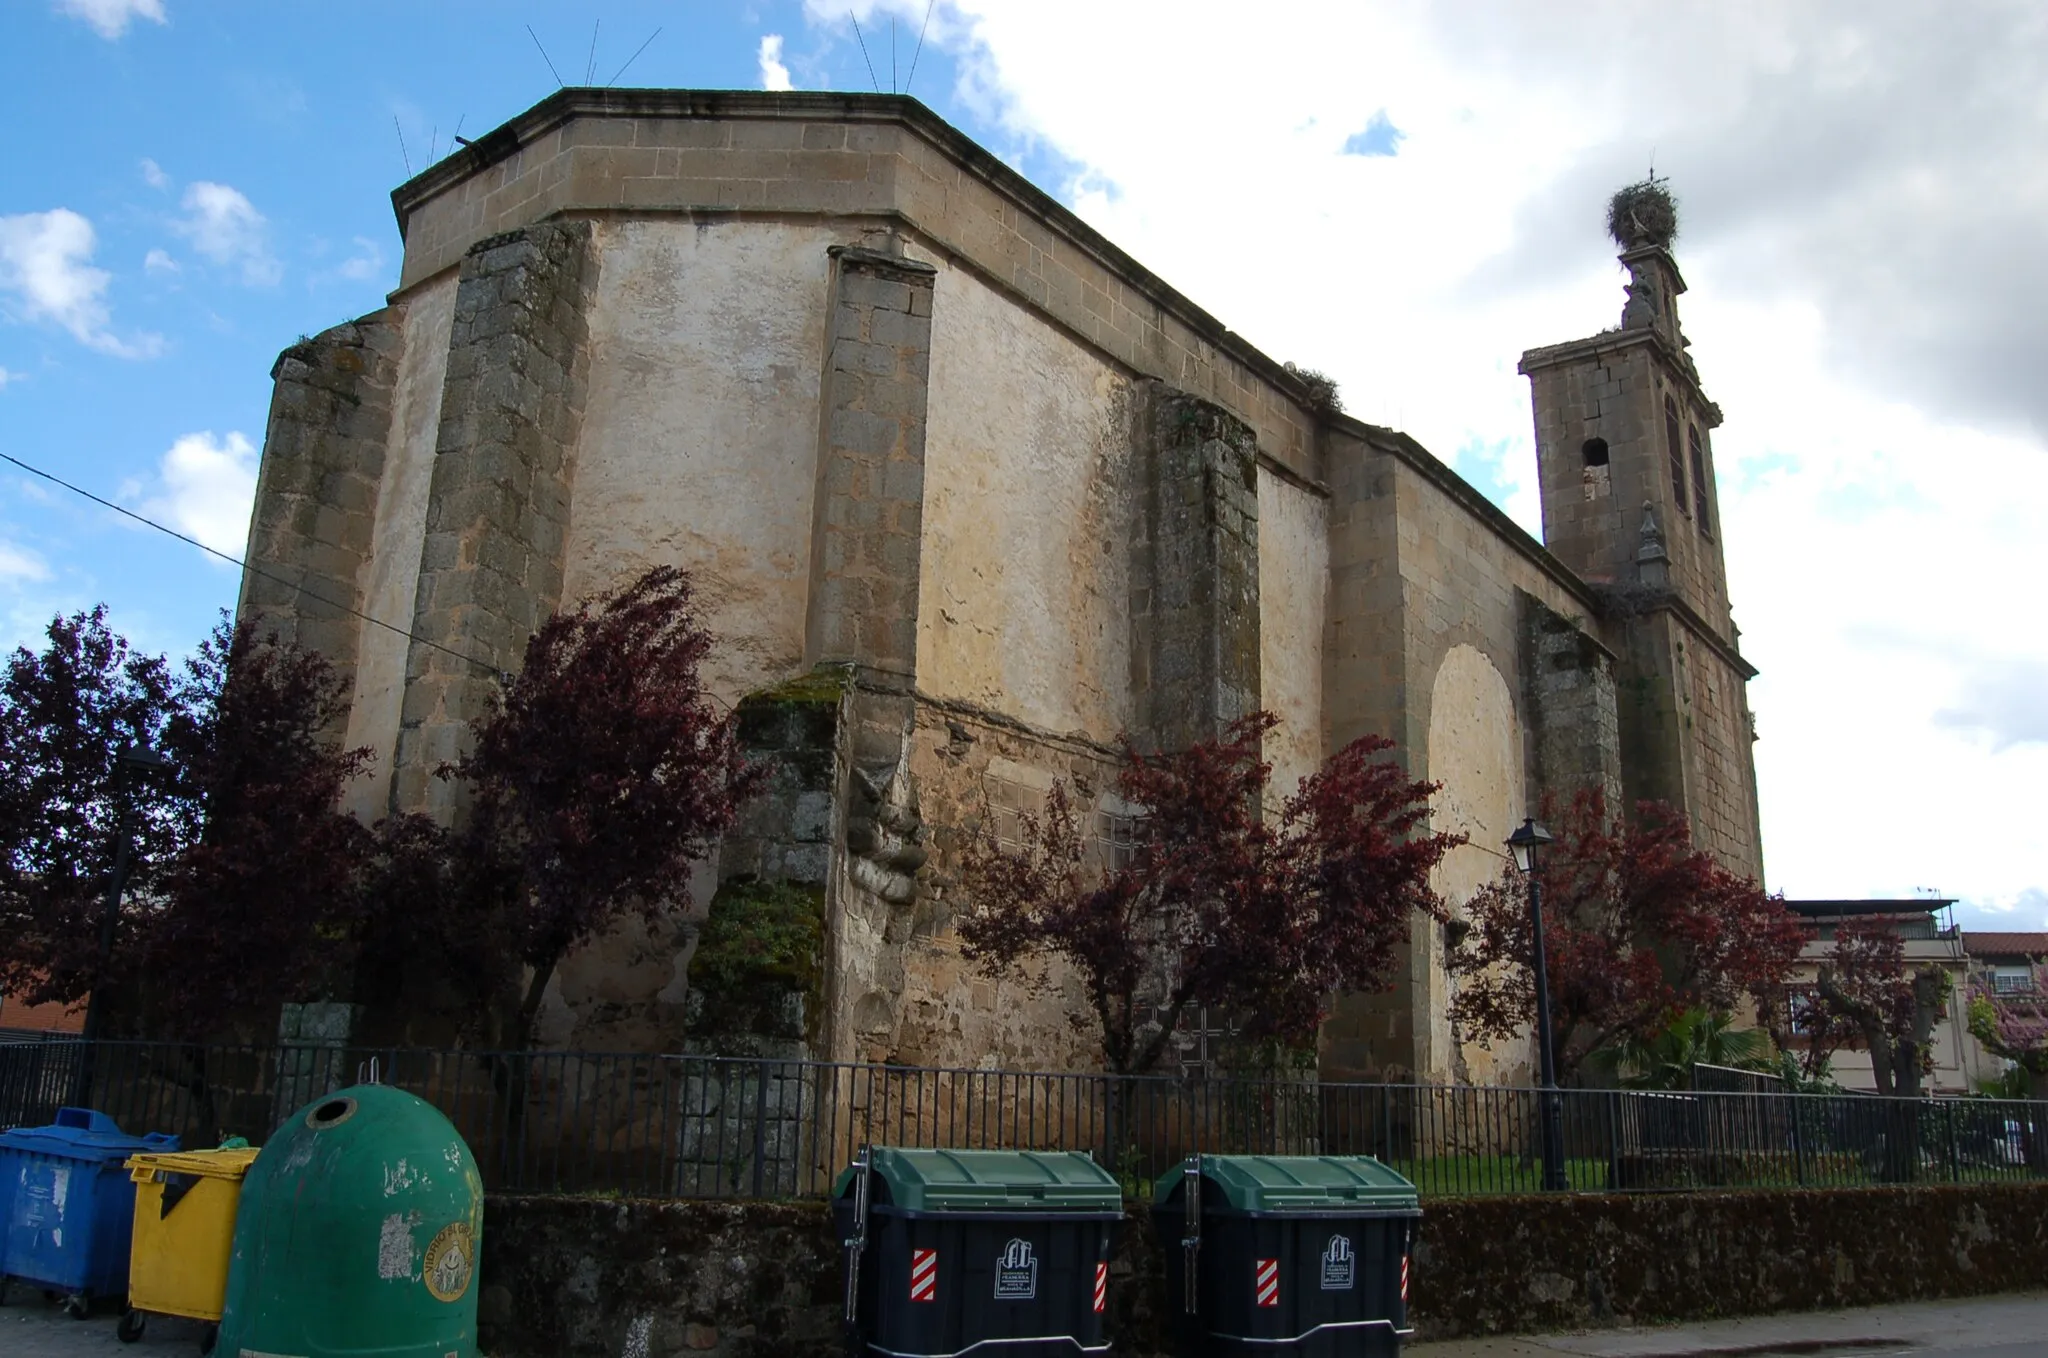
1425;642;1530;1086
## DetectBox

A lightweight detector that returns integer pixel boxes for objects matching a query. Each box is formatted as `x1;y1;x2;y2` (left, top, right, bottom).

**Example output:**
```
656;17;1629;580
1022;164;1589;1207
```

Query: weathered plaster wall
1258;470;1327;799
560;219;836;703
1427;643;1528;1086
915;254;1138;739
341;273;457;819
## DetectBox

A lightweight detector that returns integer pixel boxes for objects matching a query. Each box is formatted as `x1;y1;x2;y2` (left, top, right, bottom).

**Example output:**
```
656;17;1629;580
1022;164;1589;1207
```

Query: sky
1;1;2043;931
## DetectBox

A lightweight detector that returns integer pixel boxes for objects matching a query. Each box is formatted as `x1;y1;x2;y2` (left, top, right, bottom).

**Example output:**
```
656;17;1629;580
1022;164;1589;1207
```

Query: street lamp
75;741;174;1102
1506;817;1568;1192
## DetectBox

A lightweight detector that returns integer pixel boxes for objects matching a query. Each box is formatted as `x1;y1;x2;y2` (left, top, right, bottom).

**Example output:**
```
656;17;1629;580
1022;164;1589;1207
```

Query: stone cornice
1517;326;1724;429
1598;583;1759;680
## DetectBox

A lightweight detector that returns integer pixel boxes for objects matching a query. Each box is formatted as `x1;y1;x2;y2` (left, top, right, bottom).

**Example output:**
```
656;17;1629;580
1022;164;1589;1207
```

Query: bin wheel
63;1292;90;1319
118;1310;146;1343
200;1322;219;1354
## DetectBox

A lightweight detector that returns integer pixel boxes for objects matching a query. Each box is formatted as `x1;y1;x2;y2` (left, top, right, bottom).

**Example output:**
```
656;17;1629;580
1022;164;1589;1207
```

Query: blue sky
4;2;2044;928
0;1;1024;659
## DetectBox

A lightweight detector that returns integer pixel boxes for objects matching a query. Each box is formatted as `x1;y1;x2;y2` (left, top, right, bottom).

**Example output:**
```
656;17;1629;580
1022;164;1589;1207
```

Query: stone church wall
1318;427;1619;1084
234;91;1761;1081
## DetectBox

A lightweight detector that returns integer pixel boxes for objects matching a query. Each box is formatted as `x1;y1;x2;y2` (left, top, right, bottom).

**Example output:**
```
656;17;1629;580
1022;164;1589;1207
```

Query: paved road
1411;1292;2048;1358
2;1294;210;1358
10;1290;2047;1357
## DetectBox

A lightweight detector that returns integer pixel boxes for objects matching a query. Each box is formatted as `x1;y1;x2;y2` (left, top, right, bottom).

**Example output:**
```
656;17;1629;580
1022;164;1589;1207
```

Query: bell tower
1518;180;1765;880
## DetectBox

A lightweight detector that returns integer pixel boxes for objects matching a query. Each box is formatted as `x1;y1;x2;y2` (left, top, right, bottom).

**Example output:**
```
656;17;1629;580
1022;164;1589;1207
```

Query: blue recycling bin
0;1107;177;1314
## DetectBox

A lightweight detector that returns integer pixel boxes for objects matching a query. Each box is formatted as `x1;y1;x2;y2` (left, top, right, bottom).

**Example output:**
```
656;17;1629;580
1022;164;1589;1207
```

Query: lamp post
1507;816;1568;1191
74;741;173;1104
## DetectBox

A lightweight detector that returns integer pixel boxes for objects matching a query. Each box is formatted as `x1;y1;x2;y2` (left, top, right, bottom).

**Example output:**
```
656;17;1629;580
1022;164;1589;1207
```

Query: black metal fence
4;1034;2045;1200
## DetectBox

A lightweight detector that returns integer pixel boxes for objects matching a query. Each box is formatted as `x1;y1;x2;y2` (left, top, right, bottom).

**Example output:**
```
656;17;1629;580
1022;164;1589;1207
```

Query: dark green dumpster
834;1147;1122;1356
1152;1154;1419;1356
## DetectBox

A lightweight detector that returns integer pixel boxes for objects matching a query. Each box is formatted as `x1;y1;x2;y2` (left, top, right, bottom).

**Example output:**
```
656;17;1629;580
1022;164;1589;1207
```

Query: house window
1993;966;2035;994
1581;437;1610;467
1689;424;1712;536
1664;397;1688;514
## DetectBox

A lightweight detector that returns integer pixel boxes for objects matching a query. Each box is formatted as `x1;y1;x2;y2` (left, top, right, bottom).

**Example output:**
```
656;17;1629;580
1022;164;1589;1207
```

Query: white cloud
143;247;178;275
0;541;50;584
172;181;281;286
335;236;384;283
815;1;2048;918
56;0;166;40
143;431;258;559
0;367;19;390
0;208;161;357
759;34;794;91
138;157;170;190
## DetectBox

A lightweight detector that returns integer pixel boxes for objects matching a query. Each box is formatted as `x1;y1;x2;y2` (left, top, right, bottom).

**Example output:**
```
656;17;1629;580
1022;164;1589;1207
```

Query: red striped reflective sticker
1400;1255;1410;1303
1255;1258;1280;1308
1093;1261;1107;1313
910;1247;938;1302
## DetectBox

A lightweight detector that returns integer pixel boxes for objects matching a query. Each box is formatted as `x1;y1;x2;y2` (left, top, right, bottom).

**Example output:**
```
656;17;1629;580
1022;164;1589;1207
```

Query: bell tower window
1688;424;1712;536
1581;437;1609;467
1664;396;1688;514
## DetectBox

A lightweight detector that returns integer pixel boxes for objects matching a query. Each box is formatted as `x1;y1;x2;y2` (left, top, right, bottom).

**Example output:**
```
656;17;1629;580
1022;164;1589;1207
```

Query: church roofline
1334;415;1615;639
388;87;1351;438
391;87;1617;619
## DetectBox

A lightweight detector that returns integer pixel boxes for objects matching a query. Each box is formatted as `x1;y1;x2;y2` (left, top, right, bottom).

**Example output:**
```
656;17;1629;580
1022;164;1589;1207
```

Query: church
239;88;1761;1084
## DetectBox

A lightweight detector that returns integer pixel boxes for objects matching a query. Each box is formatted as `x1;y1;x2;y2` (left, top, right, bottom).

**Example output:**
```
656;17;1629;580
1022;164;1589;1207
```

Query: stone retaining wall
477;1183;2048;1356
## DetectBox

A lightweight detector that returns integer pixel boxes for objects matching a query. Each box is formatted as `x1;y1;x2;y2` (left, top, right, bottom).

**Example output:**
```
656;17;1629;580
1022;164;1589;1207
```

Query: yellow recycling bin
119;1145;261;1346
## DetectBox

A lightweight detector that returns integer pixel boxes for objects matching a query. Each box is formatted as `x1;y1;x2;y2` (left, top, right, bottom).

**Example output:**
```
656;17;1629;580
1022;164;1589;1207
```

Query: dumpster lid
0;1107;177;1160
1154;1154;1417;1213
126;1146;261;1180
835;1148;1121;1213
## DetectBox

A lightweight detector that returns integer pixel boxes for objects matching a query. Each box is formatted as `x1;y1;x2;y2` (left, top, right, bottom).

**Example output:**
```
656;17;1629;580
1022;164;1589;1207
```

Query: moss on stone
743;665;852;709
686;877;826;1040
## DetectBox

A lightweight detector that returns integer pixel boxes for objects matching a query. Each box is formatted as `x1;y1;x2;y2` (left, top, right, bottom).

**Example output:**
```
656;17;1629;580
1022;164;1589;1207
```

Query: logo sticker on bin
910;1247;938;1302
1320;1234;1355;1291
994;1238;1038;1300
1093;1261;1107;1313
423;1222;475;1303
1254;1258;1280;1308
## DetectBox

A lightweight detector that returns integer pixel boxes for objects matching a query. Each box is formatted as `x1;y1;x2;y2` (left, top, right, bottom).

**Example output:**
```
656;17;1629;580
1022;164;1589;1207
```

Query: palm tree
1604;1008;1776;1090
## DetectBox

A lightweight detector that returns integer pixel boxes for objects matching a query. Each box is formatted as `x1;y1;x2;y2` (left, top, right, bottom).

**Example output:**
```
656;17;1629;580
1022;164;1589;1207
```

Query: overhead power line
0;451;503;679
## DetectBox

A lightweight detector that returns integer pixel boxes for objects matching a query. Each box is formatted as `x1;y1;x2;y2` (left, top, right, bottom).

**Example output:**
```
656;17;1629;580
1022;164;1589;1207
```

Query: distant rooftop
1786;898;1955;919
1962;931;2048;958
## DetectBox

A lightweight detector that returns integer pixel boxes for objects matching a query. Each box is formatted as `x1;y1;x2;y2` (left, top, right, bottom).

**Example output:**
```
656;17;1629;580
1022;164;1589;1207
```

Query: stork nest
1607;179;1679;249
